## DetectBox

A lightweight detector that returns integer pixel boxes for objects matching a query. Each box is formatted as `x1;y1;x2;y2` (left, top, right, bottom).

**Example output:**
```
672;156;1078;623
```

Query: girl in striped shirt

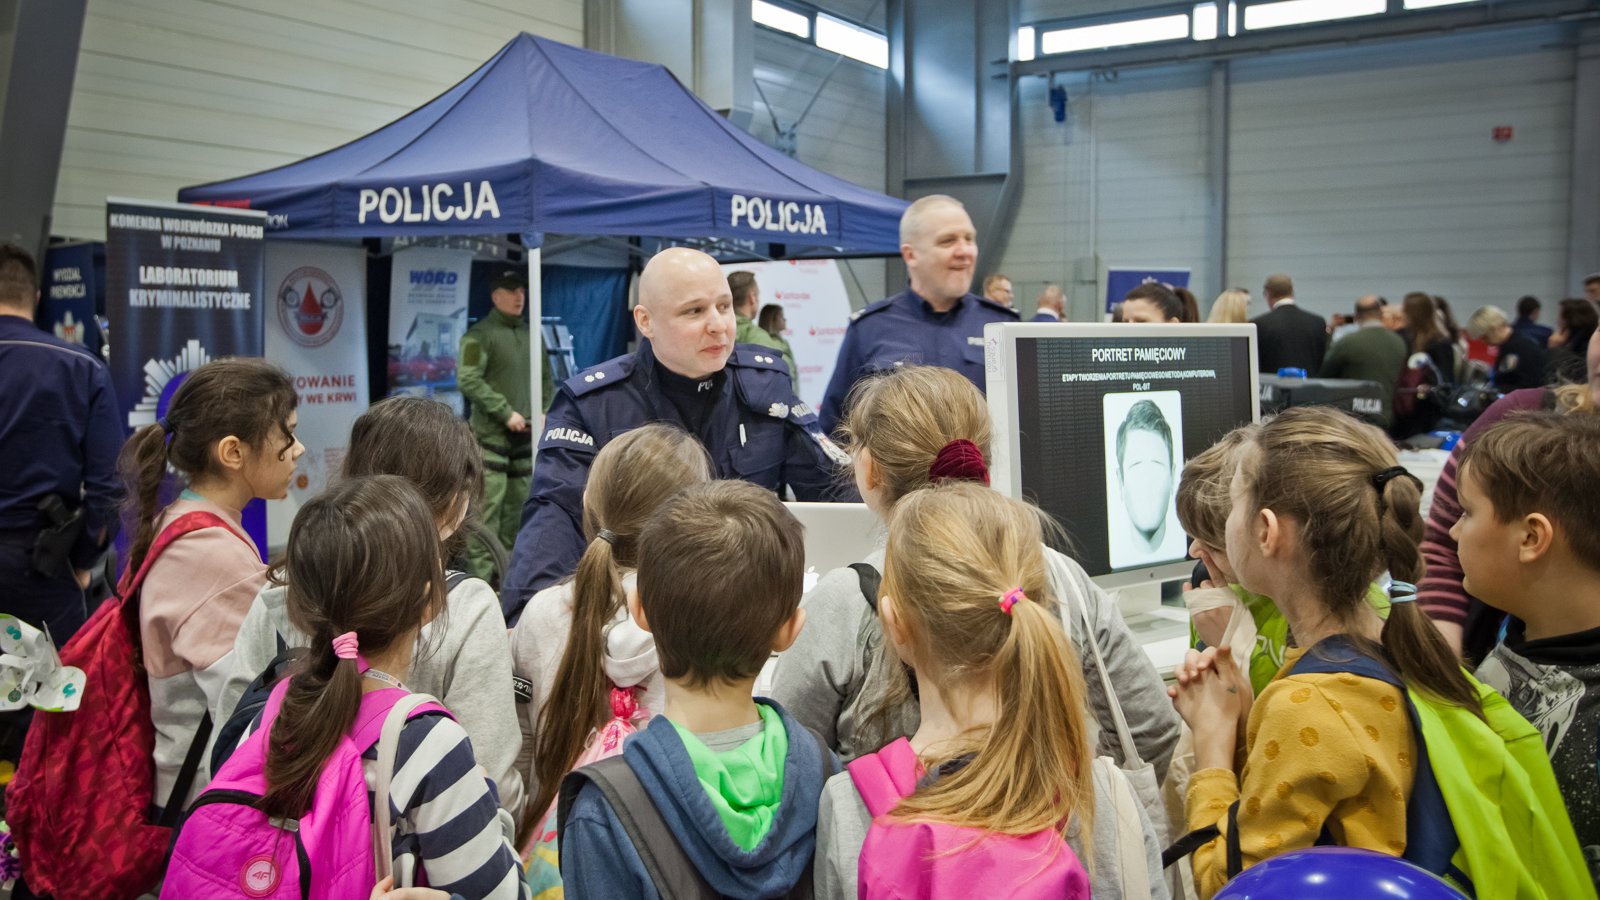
245;475;527;899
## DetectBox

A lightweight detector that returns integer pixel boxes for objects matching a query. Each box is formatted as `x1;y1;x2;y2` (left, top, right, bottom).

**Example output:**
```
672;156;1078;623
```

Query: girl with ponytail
116;357;300;813
1171;406;1520;898
510;423;711;883
771;364;1180;778
814;483;1167;899
253;475;524;898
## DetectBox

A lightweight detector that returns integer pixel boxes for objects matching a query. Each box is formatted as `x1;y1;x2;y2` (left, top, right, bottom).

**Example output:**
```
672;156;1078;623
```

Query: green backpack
1287;637;1595;900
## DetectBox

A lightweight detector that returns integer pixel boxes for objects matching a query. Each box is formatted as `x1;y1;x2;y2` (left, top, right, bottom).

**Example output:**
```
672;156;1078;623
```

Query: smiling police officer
819;194;1018;434
499;247;856;622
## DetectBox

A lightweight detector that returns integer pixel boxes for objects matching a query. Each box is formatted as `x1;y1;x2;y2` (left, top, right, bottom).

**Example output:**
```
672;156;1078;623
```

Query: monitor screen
985;322;1260;589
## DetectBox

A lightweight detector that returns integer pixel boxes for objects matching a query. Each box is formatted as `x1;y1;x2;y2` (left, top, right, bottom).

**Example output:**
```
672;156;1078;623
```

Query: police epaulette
565;358;631;397
729;346;788;373
849;297;894;322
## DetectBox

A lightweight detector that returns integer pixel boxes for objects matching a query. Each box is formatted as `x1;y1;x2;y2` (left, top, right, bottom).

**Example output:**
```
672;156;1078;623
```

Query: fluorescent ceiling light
1193;3;1219;40
1017;25;1037;62
1403;0;1480;7
1040;13;1190;55
1243;0;1385;30
816;12;888;68
753;0;809;39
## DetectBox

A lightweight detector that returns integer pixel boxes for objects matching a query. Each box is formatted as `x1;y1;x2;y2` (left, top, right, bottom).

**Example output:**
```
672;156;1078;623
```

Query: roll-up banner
264;242;369;548
1105;268;1191;316
106;198;268;555
387;246;472;414
39;243;104;358
716;259;850;411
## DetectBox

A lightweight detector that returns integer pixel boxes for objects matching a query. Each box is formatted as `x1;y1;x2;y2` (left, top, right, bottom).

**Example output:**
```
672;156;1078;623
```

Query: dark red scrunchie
929;439;989;486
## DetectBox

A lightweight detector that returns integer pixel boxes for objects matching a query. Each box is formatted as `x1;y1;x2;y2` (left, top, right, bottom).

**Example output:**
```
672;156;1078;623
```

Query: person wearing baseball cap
458;269;553;584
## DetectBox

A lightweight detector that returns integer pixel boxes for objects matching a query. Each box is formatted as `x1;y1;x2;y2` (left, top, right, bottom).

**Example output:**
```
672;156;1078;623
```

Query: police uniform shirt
819;288;1019;434
499;340;857;623
0;316;122;569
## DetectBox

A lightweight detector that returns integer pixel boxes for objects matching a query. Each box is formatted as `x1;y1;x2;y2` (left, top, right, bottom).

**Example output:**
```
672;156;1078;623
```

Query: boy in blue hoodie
559;479;835;899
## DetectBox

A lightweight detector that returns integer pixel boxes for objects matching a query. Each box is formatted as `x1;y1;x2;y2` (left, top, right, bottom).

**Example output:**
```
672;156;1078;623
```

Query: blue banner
38;243;104;358
106;200;269;555
1105;268;1191;315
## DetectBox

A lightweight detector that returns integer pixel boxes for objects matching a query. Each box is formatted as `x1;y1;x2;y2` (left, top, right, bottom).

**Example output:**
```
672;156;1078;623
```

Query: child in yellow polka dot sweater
1168;408;1523;899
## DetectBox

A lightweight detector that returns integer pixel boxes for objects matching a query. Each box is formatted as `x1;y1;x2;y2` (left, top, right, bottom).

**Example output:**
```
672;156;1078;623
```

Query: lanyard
364;668;407;691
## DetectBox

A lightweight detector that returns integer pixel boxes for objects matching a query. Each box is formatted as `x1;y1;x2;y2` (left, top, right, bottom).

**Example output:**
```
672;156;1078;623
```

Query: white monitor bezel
984;321;1261;591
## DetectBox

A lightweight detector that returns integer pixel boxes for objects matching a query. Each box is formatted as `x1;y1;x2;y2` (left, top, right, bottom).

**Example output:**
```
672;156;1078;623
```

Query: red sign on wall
1493;126;1514;143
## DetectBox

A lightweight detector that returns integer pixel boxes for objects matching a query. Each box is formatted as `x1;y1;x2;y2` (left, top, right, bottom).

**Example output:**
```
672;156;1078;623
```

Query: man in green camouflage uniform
457;271;551;583
727;270;798;390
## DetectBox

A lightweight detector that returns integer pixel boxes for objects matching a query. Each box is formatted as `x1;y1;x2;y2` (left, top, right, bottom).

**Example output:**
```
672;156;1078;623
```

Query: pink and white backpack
162;679;450;899
522;684;651;891
847;737;1092;900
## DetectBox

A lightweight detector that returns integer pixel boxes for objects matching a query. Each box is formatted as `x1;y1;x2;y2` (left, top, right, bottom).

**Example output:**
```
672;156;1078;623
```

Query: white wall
997;25;1577;321
52;0;582;240
749;1;889;309
1228;28;1573;316
1000;65;1213;320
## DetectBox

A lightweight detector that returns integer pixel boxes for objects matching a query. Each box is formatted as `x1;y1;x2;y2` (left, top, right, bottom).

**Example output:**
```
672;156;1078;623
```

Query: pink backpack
522;684;650;891
847;738;1091;900
162;678;449;899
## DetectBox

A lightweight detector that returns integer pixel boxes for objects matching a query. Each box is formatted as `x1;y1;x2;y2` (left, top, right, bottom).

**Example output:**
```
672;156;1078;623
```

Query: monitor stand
1109;582;1191;679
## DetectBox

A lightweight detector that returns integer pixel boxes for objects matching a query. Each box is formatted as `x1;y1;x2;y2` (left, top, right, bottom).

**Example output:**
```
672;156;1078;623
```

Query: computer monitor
984;322;1260;590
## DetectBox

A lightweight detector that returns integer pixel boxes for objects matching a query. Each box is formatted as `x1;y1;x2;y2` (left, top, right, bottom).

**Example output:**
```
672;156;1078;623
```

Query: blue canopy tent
179;32;907;413
177;32;906;253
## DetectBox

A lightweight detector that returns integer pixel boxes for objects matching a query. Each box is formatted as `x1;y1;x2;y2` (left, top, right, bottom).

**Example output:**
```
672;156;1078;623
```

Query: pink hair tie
331;632;360;660
998;588;1027;616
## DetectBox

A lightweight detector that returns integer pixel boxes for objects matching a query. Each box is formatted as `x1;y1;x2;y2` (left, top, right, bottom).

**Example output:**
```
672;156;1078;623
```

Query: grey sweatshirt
769;545;1180;777
211;575;526;817
813;759;1170;900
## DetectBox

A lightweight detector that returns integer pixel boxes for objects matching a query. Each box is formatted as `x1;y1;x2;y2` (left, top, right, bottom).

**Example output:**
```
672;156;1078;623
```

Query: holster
31;495;83;578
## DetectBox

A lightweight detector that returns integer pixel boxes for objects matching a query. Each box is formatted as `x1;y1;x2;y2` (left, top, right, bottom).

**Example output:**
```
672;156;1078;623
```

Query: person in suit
1251;272;1328;374
1031;284;1066;322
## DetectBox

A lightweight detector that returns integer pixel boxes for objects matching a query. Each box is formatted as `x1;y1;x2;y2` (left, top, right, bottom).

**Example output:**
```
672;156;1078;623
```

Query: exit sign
1493;126;1514;142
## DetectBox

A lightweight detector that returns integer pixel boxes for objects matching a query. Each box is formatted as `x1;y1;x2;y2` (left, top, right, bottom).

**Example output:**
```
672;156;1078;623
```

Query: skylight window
816;12;889;68
753;0;809;39
1242;0;1386;30
1040;13;1191;55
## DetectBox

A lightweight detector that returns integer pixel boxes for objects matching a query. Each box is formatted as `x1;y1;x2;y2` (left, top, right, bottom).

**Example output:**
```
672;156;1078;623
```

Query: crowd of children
9;350;1600;899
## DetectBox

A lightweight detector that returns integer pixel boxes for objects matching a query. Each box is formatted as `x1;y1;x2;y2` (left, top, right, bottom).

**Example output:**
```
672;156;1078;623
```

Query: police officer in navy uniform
819;194;1019;434
0;244;122;758
499;247;856;622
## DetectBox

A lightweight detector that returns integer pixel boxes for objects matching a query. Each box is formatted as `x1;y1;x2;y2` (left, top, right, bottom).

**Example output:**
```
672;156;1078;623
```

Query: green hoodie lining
671;703;788;851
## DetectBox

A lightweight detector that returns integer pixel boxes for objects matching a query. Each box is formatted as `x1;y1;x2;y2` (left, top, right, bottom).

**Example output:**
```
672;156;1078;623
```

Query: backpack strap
120;511;251;599
849;563;881;613
369;692;449;885
128;511;245;826
846;737;921;818
1283;638;1463;885
852;562;919;700
444;569;471;593
156;711;212;828
556;756;717;900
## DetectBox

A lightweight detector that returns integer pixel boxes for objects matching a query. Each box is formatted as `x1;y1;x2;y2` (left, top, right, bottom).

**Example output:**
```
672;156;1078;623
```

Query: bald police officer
499;248;856;622
819;194;1018;434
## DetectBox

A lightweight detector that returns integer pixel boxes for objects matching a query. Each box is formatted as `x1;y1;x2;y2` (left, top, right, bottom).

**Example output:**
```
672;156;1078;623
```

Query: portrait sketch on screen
1104;390;1187;570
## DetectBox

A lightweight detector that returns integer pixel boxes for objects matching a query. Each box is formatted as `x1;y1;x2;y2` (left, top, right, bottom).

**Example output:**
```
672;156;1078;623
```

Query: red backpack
8;512;245;900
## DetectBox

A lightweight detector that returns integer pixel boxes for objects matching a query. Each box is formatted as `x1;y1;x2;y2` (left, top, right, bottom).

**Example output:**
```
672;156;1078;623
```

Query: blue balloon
1214;848;1469;899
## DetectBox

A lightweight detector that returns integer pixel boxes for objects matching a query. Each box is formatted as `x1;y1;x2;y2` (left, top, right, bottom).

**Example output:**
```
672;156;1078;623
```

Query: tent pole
528;245;543;435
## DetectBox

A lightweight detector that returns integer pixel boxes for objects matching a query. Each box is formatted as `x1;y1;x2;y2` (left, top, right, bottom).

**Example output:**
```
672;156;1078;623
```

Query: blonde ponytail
881;483;1096;846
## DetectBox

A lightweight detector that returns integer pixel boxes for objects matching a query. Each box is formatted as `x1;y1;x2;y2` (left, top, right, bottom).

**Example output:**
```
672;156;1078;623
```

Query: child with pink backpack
163;475;526;899
813;483;1167;900
510;423;712;891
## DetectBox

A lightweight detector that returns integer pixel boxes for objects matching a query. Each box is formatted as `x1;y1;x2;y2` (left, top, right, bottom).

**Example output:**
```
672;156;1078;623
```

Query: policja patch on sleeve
539;423;596;452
